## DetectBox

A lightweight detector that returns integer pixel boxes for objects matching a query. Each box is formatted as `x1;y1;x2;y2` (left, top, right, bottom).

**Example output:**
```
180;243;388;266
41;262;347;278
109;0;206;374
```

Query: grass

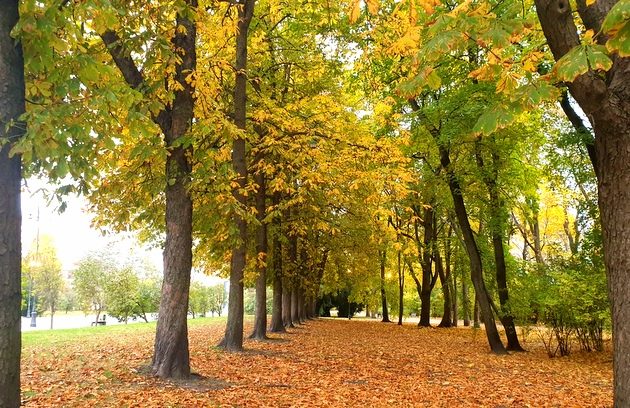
22;316;228;348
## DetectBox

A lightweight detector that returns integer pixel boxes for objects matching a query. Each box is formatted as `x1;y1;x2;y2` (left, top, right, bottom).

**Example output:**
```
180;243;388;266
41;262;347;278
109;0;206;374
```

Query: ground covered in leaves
22;318;612;407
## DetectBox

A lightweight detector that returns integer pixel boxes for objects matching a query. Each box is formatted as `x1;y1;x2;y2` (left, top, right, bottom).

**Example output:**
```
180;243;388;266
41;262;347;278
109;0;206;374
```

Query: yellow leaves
366;0;380;15
495;71;521;93
522;51;544;72
409;0;418;24
349;0;361;23
387;27;421;57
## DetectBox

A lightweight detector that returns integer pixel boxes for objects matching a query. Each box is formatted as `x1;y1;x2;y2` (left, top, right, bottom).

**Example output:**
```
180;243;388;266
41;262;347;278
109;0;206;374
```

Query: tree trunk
291;286;300;324
473;294;481;329
408;262;423;323
438;144;506;353
462;278;470;327
298;288;307;322
250;172;268;340
0;4;23;403
220;0;255;352
419;206;436;327
437;253;452;328
397;251;404;325
534;0;630;401
451;265;458;327
150;5;196;378
475;140;524;351
269;193;285;332
379;250;391;322
282;284;293;328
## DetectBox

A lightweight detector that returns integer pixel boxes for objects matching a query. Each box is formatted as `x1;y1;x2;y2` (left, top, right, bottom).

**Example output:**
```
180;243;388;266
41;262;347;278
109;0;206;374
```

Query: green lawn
22;316;228;348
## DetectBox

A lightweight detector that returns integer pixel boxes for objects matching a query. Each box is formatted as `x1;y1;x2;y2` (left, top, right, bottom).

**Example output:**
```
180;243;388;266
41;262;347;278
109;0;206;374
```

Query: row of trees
1;0;628;406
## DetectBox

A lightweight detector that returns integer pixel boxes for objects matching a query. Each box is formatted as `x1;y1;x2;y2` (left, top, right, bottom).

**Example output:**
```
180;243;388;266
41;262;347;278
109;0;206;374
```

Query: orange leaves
21;319;613;407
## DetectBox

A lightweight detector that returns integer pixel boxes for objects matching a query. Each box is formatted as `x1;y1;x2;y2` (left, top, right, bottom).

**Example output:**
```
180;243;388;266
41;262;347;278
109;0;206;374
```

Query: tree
105;267;140;324
134;277;161;323
208;284;227;317
27;236;63;329
0;1;24;405
189;281;211;319
72;252;113;324
220;0;256;351
532;1;630;403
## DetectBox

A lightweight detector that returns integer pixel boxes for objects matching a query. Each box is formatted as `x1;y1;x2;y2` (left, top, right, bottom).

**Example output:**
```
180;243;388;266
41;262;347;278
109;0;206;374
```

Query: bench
91;315;106;326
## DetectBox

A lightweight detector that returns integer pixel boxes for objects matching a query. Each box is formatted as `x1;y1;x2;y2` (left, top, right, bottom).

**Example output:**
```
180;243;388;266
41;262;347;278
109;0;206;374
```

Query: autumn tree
26;236;63;329
531;0;630;403
0;1;24;405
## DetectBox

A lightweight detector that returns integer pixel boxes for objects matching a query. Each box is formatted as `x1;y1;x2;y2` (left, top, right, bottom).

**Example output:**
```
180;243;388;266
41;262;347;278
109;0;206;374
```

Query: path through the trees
22;318;612;406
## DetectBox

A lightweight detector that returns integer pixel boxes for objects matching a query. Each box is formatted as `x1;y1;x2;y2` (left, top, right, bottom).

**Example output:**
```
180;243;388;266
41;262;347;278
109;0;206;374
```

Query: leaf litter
22;318;612;407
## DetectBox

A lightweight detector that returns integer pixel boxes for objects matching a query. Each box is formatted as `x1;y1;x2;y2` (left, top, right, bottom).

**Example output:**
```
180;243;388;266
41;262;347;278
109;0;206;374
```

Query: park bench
91;315;106;326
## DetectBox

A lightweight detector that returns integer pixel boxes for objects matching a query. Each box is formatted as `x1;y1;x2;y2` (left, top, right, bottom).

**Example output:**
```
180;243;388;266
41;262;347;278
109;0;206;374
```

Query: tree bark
397;251;404;325
250;172;268;340
438;144;506;353
291;286;300;324
0;3;24;405
419;206;437;327
151;4;196;378
534;0;630;401
220;0;255;352
462;278;470;327
269;194;285;332
436;253;452;328
282;284;293;327
379;250;391;322
298;287;307;322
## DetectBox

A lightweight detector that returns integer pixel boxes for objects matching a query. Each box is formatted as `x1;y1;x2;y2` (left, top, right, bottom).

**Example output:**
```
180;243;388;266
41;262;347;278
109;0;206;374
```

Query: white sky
21;178;224;285
21;178;162;273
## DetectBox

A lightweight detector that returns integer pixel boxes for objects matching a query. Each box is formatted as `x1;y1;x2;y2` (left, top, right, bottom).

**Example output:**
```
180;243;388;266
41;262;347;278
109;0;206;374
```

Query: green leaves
472;107;515;135
602;0;630;57
553;44;613;82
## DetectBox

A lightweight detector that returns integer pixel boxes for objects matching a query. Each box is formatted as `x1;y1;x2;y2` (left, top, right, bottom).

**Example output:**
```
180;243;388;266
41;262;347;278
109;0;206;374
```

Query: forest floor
21;317;612;407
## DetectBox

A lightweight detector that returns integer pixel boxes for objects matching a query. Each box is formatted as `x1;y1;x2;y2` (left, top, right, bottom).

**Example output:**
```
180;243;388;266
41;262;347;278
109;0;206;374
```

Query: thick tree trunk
250;172;268;340
269;194;285;332
0;3;24;405
151;4;196;378
438;144;506;353
220;0;255;352
379;250;391;322
534;0;630;401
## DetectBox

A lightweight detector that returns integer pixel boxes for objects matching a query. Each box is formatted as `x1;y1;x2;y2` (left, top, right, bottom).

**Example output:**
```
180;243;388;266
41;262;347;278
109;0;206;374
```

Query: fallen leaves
22;319;612;407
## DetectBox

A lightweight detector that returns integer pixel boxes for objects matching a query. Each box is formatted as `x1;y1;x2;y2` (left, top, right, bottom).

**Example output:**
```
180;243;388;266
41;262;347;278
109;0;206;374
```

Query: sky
21;177;163;274
20;178;225;286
